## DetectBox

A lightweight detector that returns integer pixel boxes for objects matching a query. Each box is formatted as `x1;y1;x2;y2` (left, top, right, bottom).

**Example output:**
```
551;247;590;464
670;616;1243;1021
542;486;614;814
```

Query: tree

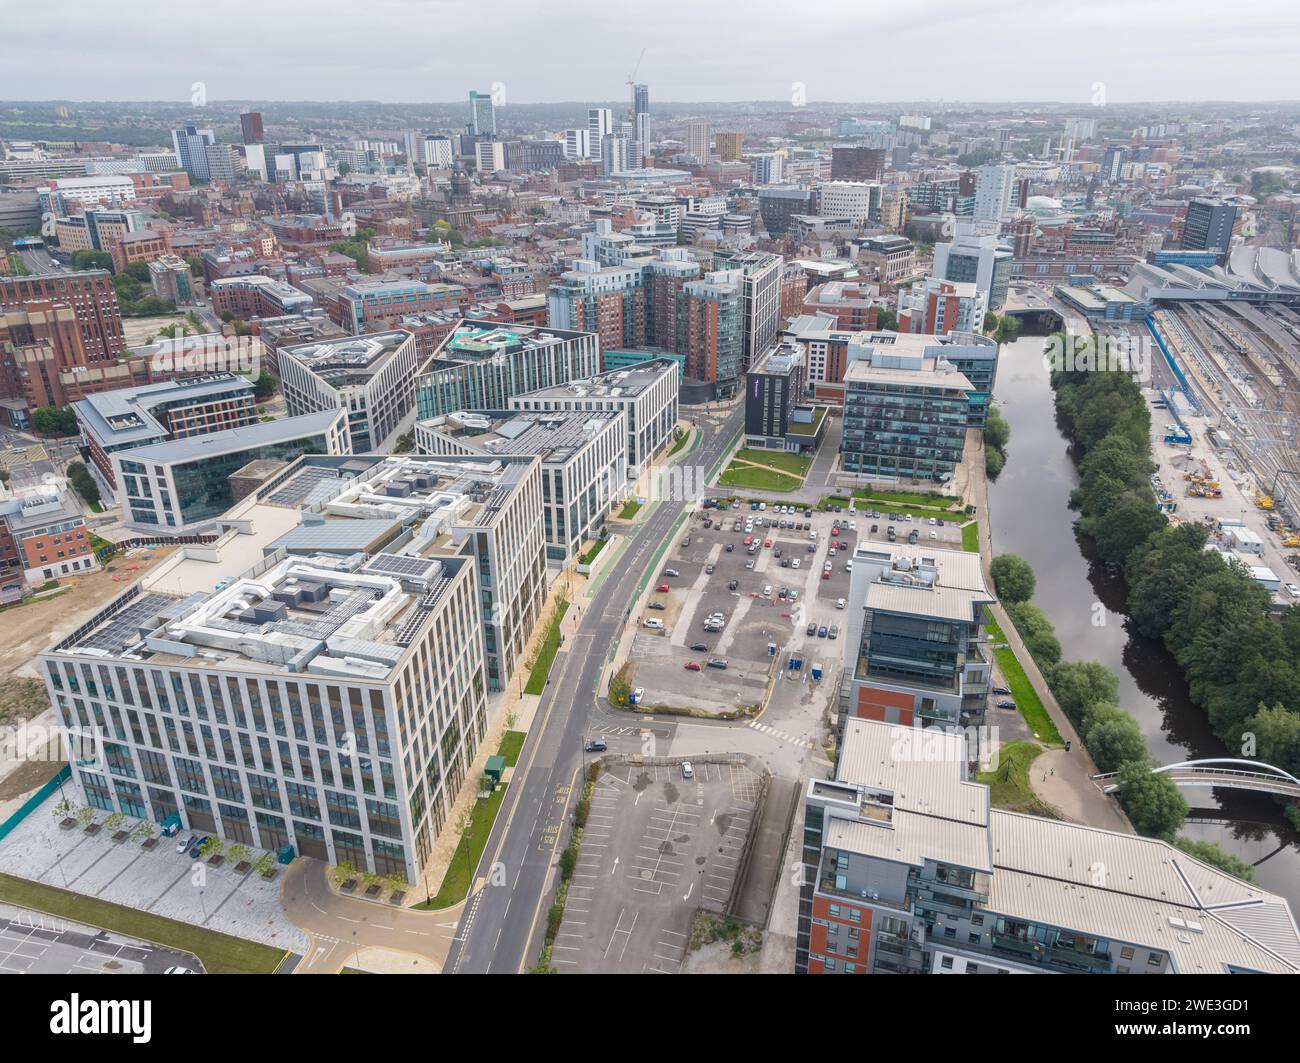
876;308;898;331
994;315;1020;344
1173;838;1256;882
337;161;352;176
70;249;113;271
1247;702;1300;779
251;370;278;399
31;405;78;436
66;461;101;508
982;310;999;334
1082;703;1148;773
990;553;1035;603
1118;761;1187;840
983;405;1010;453
1048;660;1119;726
1004;601;1061;666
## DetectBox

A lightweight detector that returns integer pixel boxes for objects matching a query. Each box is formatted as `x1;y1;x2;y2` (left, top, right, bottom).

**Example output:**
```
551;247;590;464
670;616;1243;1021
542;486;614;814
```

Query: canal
987;334;1300;909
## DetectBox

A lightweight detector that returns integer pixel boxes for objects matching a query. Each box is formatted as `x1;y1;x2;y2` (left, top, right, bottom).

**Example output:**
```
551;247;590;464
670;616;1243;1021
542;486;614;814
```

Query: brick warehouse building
0;270;126;360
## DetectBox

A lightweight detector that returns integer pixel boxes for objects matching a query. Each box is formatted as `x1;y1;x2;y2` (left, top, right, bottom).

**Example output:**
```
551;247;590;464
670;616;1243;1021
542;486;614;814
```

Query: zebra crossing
746;719;813;749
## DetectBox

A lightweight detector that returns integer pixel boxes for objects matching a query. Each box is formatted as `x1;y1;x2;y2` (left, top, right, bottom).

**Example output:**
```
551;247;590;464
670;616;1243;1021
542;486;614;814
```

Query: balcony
990;934;1112;973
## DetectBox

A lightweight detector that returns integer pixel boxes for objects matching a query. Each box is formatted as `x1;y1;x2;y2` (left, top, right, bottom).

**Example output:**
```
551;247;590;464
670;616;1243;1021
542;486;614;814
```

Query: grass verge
524;600;570;695
976;741;1057;815
415;785;508;909
962;521;980;553
617;499;642;520
498;730;526;767
0;870;285;973
993;644;1063;745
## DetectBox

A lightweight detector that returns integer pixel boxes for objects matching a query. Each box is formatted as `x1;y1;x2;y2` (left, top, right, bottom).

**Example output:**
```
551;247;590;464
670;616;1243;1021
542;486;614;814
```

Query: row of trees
983;405;1011;479
1051;332;1300;832
66;460;101;508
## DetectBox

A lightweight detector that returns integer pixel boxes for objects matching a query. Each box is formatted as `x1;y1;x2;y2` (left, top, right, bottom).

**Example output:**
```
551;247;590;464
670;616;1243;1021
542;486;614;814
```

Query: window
940;955;954;970
1147;952;1164;968
1120;946;1135;961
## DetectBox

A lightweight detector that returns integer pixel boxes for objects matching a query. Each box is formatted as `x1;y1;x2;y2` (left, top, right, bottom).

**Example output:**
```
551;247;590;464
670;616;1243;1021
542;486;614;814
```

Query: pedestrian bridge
1093;759;1300;799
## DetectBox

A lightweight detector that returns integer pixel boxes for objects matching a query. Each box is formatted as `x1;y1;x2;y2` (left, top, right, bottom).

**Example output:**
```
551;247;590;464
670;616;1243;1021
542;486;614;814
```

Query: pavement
444;402;748;974
280;858;458;974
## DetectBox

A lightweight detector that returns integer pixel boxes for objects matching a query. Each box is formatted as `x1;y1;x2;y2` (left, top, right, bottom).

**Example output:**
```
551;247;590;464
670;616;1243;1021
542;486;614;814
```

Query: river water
987;335;1300;910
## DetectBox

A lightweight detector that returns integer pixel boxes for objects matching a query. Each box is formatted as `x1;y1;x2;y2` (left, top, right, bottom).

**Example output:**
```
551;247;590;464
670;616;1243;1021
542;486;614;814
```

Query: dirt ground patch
0;548;175;692
0;758;62;801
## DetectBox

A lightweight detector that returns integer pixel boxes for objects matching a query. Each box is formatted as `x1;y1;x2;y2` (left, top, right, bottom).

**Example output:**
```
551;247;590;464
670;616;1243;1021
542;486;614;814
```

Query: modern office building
831;145;887;182
469;90;496;137
171;126;216;180
750;153;784;185
757;187;816;236
587;108;614;161
0;480;99;585
39;450;546;884
563;128;591;161
744;344;828;452
686;120;711;162
1181;197;1238;261
600;135;631;176
932;225;1013;311
840;543;994;732
818;180;881;225
709;249;783;372
973;164;1016;222
797;715;1300;974
239;111;264;145
113;410;350;530
74;374;259;491
279;331;425;454
508;357;679;477
414;320;600;422
841;336;977;482
421;135;454;168
416;408;626;562
715;132;743;162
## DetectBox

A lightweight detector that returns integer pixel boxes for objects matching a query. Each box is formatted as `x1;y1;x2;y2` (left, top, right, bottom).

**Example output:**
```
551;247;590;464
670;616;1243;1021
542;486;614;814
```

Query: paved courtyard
0;792;309;953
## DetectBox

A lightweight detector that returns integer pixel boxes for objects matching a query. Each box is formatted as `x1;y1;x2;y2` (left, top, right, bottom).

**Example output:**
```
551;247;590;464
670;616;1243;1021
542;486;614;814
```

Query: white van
643;617;664;629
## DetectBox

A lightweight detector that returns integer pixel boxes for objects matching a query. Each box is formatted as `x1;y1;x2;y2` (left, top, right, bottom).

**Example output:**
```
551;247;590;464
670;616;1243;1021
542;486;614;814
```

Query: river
987;334;1300;910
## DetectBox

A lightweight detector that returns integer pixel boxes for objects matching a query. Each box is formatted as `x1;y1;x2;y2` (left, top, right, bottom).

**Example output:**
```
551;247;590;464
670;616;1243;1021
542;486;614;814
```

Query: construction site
1129;300;1300;600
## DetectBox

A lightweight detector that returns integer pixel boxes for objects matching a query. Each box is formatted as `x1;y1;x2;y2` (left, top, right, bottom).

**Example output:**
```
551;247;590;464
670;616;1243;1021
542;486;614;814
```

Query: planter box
83;823;102;836
58;818;77;830
364;884;382;898
111;830;129;843
206;855;224;867
260;869;278;880
389;891;405;905
234;861;252;874
341;879;358;893
141;837;159;850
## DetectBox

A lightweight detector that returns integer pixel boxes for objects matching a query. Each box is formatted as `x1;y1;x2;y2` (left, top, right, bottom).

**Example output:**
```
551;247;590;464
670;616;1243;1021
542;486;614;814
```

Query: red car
684;661;702;671
655;584;670;593
822;570;831;580
764;538;773;548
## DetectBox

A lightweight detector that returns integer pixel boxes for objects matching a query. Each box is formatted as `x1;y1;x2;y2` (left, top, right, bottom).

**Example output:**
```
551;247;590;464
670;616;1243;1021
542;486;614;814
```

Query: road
444;404;744;973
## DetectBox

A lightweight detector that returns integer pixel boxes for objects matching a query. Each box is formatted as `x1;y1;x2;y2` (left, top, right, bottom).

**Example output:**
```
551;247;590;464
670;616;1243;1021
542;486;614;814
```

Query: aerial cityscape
1;2;1299;1012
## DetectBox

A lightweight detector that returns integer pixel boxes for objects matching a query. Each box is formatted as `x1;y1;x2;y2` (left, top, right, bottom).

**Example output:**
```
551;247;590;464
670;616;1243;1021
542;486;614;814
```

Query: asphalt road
445;404;744;973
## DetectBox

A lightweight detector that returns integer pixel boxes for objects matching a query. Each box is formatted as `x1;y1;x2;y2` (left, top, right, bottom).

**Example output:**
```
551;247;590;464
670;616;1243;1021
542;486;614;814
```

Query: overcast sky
4;0;1299;104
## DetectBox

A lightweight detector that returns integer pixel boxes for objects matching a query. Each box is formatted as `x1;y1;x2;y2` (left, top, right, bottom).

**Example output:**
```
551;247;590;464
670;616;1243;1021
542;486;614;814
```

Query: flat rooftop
117;410;342;465
428;409;621;465
435;319;588;361
52;453;538;676
74;373;253;447
280;330;411;383
514;357;677;401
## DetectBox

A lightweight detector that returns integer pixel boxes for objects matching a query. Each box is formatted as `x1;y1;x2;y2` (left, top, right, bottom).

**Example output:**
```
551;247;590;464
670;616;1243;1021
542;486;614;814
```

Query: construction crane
626;48;647;119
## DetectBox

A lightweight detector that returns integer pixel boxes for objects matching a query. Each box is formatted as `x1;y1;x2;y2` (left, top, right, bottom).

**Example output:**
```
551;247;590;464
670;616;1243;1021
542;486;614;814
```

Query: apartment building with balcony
797;718;1300;975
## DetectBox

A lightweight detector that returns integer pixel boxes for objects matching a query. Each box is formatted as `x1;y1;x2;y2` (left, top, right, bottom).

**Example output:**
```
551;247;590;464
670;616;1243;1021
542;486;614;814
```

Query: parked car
188;836;210;859
684;661;702;671
836;597;846;610
780;558;790;567
655;584;670;592
762;584;773;597
707;658;728;669
177;833;197;855
681;537;690;547
745;559;756;569
643;617;664;629
993;686;1011;695
818;626;828;638
663;568;679;578
585;738;608;752
807;621;818;636
690;642;709;652
726;543;734;552
791;558;801;568
727;579;739;590
705;563;715;574
648;602;665;610
828;625;838;640
996;699;1017;710
764;538;773;548
681;761;695;779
